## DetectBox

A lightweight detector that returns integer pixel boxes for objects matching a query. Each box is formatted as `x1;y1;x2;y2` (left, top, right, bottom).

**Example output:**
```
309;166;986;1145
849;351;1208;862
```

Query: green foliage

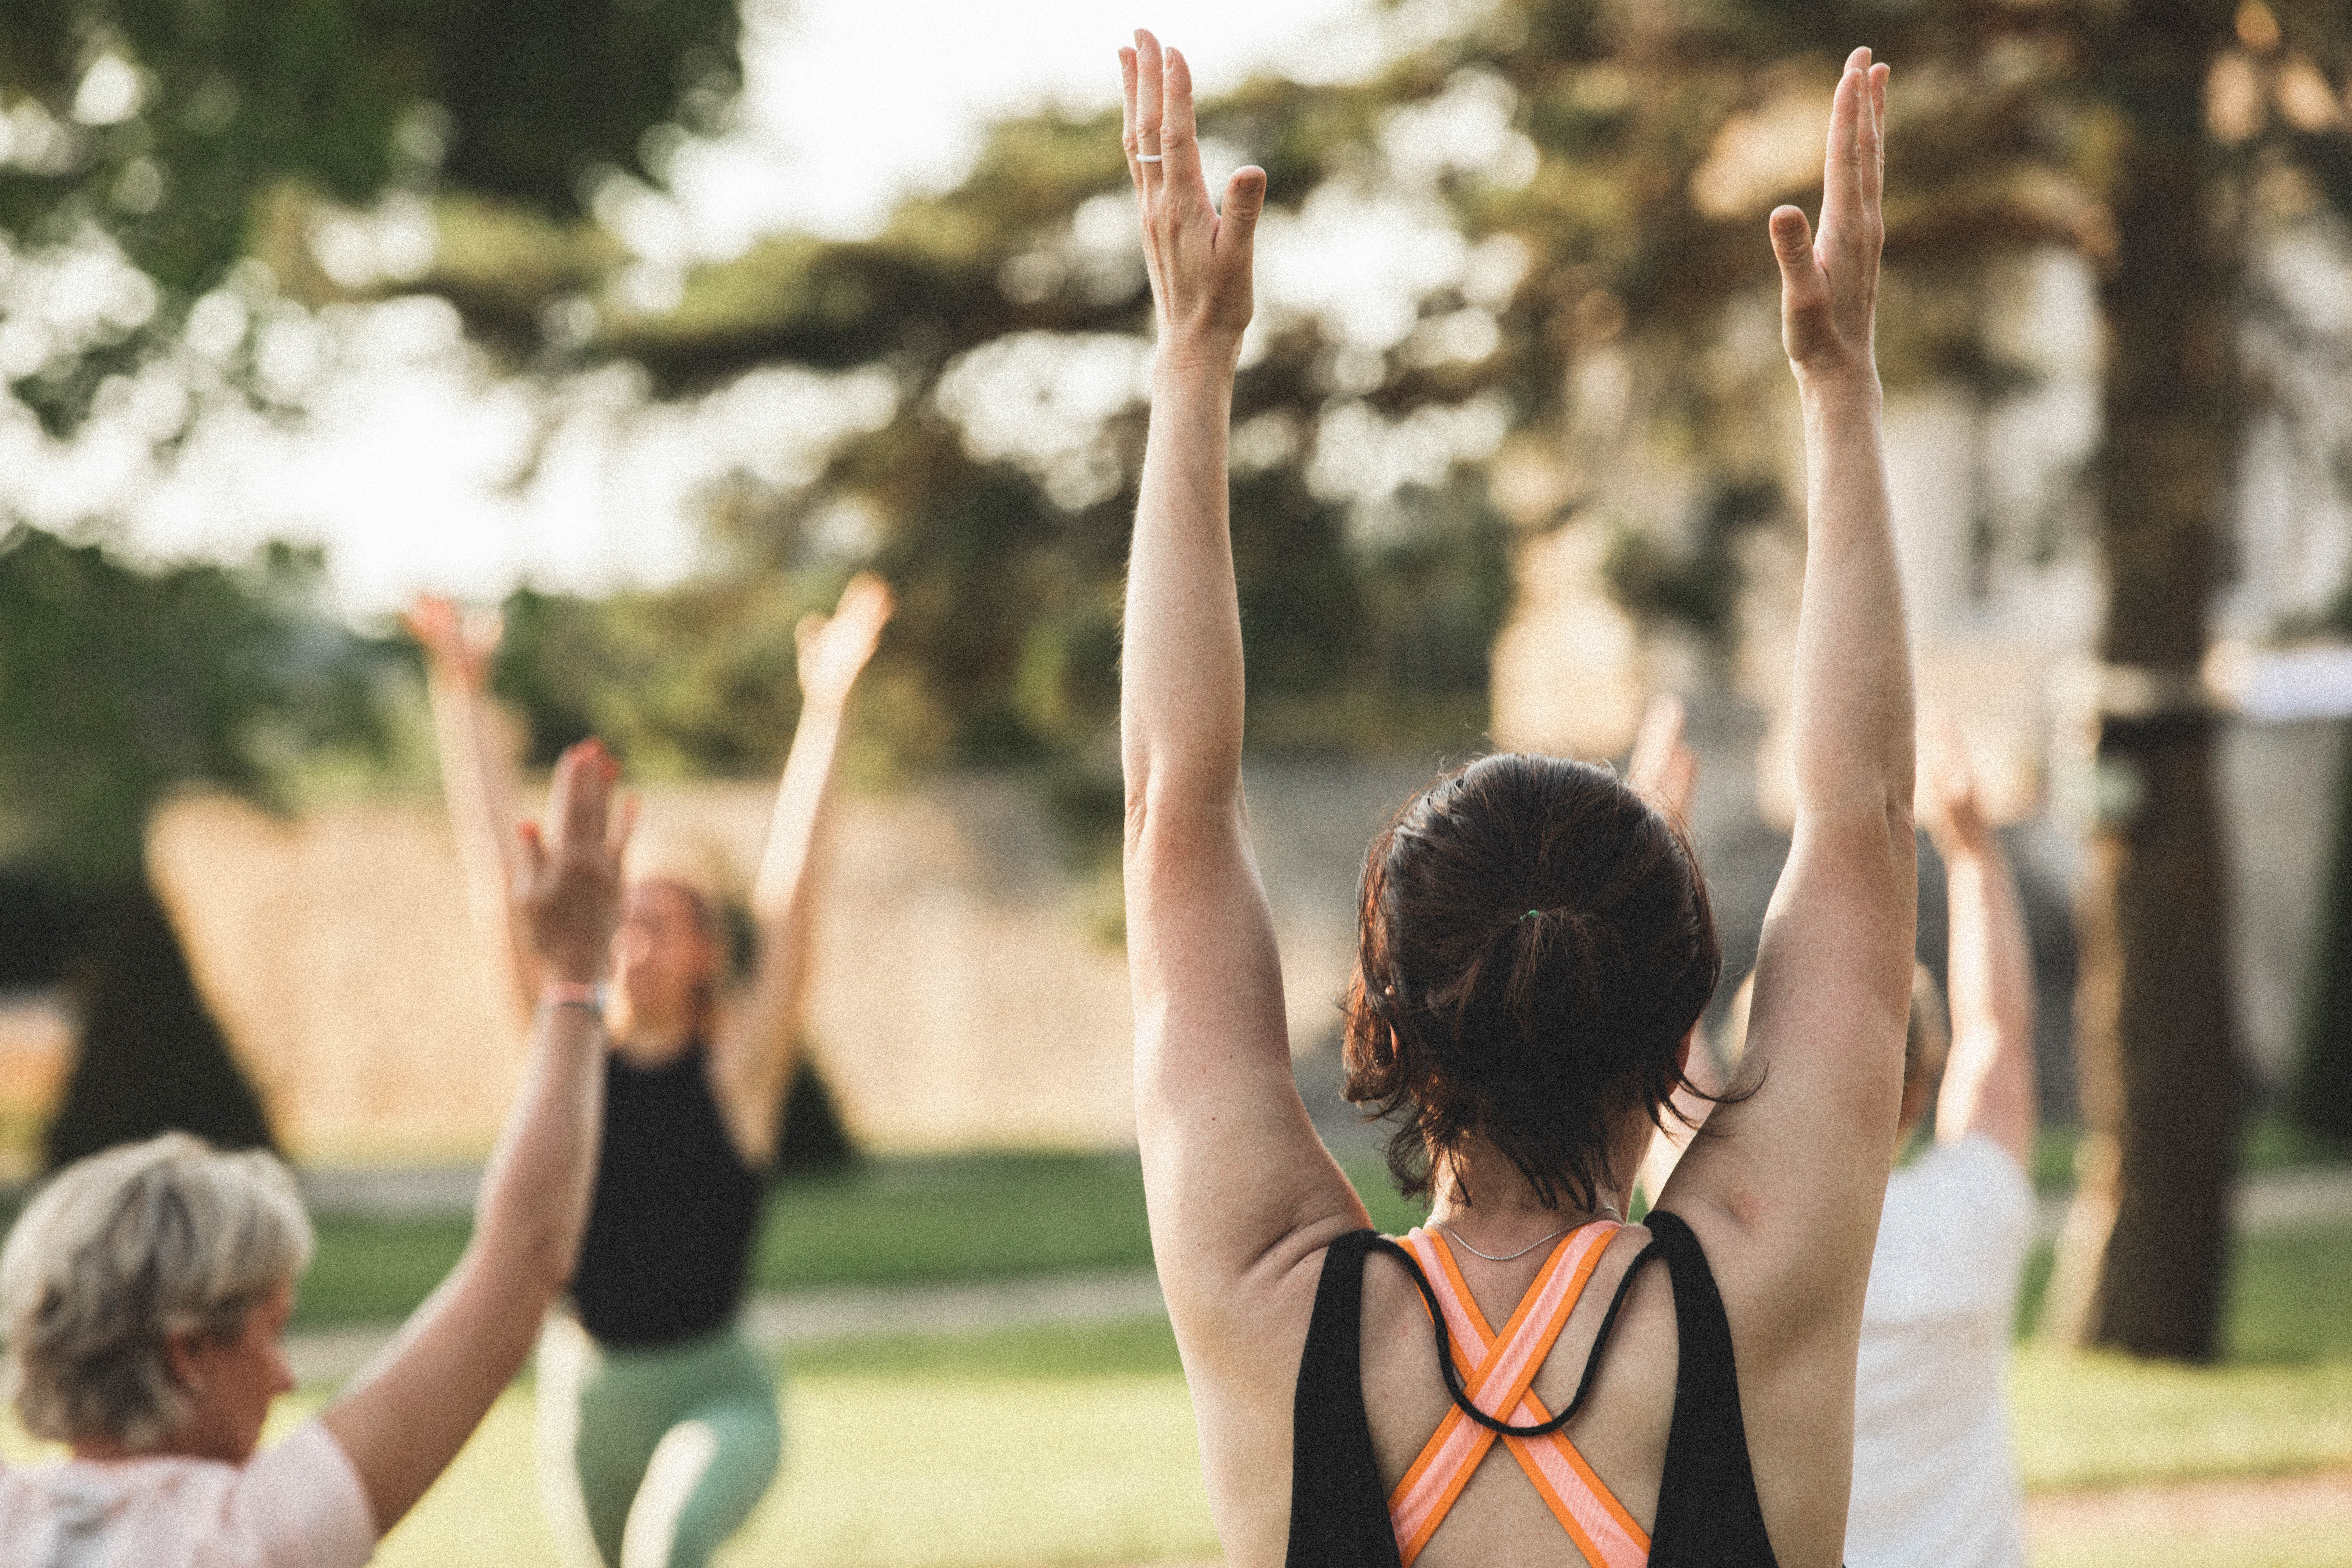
0;526;399;1164
0;0;741;431
1600;478;1780;647
0;527;398;882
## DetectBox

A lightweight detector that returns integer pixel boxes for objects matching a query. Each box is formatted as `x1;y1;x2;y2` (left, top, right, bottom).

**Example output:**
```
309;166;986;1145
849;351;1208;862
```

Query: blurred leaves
0;0;743;432
0;527;400;883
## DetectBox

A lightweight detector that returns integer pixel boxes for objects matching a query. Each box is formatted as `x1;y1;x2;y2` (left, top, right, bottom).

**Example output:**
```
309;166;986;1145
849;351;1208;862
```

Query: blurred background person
0;740;631;1568
1643;720;2039;1567
408;573;891;1568
1119;29;1915;1564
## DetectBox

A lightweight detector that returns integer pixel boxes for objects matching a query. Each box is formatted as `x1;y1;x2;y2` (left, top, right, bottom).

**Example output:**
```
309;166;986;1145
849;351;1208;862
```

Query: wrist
1795;360;1883;407
539;979;607;1017
1153;336;1244;382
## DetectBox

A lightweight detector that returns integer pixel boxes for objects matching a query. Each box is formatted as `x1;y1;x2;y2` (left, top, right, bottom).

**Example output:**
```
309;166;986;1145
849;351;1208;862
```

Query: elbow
1795;781;1916;859
1122;771;1244;867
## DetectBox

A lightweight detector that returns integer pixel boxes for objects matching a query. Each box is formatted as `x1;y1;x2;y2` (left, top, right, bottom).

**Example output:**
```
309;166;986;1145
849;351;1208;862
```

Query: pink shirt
0;1419;377;1568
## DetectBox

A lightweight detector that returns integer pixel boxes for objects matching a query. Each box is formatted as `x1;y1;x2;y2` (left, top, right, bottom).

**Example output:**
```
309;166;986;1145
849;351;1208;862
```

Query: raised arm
709;573;892;1167
1661;50;1914;1301
322;740;631;1533
1627;694;1715;1204
1119;32;1364;1331
408;595;540;1025
1919;724;2035;1166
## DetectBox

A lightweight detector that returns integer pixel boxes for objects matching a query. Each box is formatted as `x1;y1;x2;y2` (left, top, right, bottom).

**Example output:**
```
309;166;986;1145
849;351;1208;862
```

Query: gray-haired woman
0;738;633;1568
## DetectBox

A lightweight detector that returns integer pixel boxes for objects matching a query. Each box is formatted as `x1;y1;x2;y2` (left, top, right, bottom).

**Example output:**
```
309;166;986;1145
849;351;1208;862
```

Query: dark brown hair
1342;753;1722;1210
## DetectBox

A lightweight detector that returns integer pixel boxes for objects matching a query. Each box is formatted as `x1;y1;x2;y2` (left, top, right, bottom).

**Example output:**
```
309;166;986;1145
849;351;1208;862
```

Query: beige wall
141;765;1420;1166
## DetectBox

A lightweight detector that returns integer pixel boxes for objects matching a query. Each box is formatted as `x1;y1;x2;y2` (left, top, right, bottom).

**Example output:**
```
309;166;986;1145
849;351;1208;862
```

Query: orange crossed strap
1386;1224;1651;1568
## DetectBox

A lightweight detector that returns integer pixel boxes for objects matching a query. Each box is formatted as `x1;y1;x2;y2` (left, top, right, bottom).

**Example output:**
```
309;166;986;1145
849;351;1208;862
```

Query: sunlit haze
7;0;1438;619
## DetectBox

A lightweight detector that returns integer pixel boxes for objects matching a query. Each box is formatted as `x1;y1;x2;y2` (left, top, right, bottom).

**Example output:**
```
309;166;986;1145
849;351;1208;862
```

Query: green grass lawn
4;1139;2346;1568
7;1116;2324;1329
285;1149;1433;1328
4;1214;2347;1567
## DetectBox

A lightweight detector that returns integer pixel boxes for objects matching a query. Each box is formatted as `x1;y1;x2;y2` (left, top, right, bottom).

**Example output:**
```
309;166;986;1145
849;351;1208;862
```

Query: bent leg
618;1341;782;1568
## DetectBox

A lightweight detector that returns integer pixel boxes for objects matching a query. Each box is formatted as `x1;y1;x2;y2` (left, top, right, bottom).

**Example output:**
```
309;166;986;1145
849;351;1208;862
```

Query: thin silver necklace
1438;1203;1624;1263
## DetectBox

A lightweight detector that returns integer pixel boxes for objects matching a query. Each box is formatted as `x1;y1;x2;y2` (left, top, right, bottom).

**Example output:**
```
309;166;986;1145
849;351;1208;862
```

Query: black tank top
1286;1210;1782;1566
569;1043;765;1348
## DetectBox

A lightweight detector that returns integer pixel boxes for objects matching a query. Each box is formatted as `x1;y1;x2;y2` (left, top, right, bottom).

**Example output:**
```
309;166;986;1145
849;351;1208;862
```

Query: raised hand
796;571;895;712
1628;692;1699;822
404;594;501;690
1120;29;1265;367
1770;49;1889;386
1916;716;1991;859
514;739;635;985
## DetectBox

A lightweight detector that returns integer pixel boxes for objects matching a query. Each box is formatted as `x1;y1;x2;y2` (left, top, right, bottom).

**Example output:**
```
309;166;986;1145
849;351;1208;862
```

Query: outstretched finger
1134;30;1166;200
605;792;640;864
513;820;547;902
1821;61;1865;240
555;740;613;855
1867;62;1889;213
1120;46;1143;190
1161;46;1208;208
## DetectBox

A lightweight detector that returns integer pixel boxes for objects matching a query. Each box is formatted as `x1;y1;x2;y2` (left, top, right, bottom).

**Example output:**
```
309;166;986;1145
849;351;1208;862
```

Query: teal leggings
538;1319;782;1568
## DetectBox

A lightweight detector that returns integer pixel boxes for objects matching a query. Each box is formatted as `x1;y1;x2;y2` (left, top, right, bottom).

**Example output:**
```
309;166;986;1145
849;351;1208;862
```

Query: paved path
286;1267;1170;1385
2026;1465;2352;1547
2032;1165;2352;1241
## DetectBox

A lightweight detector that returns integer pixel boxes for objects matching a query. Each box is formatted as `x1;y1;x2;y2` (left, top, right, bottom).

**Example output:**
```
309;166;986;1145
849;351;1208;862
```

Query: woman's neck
1426;1141;1627;1245
605;1005;699;1067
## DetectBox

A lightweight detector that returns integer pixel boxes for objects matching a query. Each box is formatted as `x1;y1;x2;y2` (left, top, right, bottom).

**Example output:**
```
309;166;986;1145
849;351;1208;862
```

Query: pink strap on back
1386;1225;1650;1568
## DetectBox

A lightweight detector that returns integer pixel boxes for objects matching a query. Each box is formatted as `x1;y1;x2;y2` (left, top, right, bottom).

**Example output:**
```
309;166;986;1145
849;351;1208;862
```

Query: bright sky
14;0;1447;618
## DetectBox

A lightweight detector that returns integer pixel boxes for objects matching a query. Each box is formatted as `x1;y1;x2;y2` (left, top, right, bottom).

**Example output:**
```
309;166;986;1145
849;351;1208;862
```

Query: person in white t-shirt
1633;705;2039;1568
0;738;635;1568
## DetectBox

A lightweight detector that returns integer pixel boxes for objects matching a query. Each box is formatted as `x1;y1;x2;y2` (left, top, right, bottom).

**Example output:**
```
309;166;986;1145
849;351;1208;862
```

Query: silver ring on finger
1136;153;1163;163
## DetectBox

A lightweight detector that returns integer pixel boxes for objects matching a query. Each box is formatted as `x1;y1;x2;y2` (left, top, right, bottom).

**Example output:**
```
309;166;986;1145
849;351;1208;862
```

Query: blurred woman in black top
411;573;892;1568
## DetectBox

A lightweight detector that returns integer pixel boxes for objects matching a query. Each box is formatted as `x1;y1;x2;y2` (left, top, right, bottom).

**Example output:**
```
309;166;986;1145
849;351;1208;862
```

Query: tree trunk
2043;5;2243;1362
2294;727;2352;1140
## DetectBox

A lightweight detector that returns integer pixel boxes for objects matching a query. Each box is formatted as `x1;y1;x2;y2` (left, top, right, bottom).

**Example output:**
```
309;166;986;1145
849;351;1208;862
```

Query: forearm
468;1003;604;1295
1788;379;1913;824
1121;359;1242;825
323;1002;602;1530
753;697;847;921
1935;839;2036;1156
425;665;540;1014
729;697;847;1119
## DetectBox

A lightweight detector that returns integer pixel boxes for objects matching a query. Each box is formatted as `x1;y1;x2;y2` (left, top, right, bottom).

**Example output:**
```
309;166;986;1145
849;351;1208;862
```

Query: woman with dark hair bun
1118;28;1912;1568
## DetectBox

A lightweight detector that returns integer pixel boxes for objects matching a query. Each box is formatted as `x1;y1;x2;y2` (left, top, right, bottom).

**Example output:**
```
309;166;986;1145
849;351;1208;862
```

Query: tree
0;0;745;433
0;526;399;1162
358;0;2339;1357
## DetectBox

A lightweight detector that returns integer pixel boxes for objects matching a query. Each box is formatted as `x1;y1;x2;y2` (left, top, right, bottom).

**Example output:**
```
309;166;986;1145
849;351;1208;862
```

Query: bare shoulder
1655;1200;1862;1565
1174;1219;1364;1563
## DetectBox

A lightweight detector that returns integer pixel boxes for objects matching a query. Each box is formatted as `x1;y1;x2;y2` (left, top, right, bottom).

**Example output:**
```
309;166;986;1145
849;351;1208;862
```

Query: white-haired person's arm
1919;724;2035;1166
320;739;632;1533
407;595;541;1027
1654;49;1913;1559
710;572;892;1166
